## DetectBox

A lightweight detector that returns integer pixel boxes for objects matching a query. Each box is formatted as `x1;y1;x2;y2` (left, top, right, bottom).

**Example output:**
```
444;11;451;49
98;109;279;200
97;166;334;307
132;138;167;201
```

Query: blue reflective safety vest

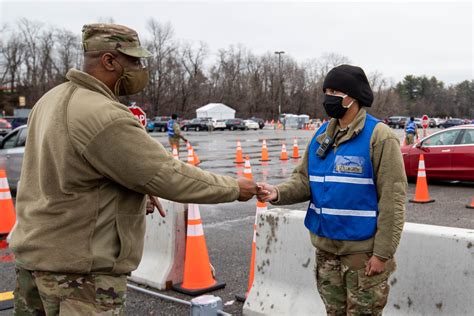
405;121;416;134
167;120;175;137
305;114;380;241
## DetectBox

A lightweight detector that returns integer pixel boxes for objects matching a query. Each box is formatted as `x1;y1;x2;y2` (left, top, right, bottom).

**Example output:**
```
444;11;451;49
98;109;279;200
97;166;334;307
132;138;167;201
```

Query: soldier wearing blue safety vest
258;65;407;316
168;113;187;153
404;117;418;145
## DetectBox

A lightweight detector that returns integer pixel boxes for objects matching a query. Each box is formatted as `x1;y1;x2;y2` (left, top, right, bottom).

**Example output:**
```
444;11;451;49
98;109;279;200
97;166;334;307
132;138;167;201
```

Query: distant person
168;114;187;152
405;117;418;145
10;23;258;315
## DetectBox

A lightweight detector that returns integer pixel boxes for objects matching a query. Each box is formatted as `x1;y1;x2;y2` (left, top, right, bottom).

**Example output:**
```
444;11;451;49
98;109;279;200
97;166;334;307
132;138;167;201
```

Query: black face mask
323;94;351;119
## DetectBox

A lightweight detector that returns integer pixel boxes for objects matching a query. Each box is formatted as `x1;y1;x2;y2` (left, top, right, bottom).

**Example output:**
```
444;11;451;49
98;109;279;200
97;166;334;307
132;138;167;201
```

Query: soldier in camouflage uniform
258;65;406;315
10;23;257;315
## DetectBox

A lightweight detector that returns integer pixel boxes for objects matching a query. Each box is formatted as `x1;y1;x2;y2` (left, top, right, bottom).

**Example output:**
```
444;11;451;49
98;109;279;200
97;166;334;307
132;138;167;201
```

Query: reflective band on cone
172;204;225;295
409;154;435;204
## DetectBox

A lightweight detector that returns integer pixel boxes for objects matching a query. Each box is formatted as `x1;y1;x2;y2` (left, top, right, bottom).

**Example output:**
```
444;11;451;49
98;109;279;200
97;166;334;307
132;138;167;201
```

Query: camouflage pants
405;133;415;145
14;267;127;315
315;250;396;316
169;137;180;153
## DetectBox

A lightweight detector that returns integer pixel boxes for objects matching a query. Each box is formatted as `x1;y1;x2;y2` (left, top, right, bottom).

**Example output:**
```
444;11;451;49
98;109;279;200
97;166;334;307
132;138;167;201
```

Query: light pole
274;51;285;121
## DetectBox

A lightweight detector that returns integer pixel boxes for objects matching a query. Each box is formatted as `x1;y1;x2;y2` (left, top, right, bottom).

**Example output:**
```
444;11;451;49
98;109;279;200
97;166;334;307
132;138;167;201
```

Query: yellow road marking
0;291;13;301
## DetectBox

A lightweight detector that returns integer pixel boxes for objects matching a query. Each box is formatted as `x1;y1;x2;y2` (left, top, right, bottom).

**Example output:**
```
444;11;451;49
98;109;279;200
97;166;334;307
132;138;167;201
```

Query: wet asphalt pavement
1;127;473;315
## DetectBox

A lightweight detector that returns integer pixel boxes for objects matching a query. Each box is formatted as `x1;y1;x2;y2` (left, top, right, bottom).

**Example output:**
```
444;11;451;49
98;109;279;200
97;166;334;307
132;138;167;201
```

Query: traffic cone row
234;138;302;163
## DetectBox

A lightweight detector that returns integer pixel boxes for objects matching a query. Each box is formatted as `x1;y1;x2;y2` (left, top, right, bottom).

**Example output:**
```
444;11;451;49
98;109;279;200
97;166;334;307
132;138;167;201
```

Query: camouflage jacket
273;109;407;260
10;69;239;274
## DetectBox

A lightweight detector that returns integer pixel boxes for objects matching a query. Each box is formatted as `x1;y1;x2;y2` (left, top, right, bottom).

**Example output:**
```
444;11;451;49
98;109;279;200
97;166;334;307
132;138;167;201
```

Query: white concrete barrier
243;209;474;316
129;199;186;290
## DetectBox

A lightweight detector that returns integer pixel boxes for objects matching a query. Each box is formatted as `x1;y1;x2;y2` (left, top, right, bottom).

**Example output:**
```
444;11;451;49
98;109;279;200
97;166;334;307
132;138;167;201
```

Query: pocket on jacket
114;213;145;272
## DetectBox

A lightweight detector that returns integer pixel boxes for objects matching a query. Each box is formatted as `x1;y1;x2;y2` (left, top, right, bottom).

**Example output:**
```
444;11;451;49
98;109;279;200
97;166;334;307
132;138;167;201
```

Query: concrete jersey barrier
129;199;186;290
243;209;474;316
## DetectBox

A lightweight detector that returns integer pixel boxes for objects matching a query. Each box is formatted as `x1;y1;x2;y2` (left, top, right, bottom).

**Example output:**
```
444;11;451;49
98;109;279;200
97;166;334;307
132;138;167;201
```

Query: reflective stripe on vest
406;121;416;134
305;114;380;241
167;120;175;137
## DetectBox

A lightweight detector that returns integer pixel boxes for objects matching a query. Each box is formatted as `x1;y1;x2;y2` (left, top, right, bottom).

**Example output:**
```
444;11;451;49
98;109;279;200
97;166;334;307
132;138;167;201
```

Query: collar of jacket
316;108;367;146
66;68;119;102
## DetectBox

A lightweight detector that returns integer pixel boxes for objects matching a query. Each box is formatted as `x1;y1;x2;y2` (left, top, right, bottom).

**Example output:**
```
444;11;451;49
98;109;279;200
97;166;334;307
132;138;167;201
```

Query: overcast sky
1;0;472;85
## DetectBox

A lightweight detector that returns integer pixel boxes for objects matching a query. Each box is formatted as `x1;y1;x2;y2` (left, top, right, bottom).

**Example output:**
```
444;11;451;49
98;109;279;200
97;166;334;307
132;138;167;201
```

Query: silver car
0;125;27;193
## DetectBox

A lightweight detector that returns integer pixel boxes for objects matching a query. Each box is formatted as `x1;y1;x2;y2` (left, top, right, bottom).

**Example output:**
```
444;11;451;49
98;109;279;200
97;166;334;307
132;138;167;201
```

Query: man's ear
102;53;117;72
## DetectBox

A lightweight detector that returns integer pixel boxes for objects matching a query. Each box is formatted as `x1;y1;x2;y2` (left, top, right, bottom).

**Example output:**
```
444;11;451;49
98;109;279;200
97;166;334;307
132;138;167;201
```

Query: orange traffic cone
292;138;301;159
259;139;271;162
244;156;253;180
172;203;225;295
234;140;244;164
236;200;268;302
280;143;289;161
187;146;196;166
0;169;15;236
187;142;200;166
409;154;435;203
172;144;179;160
466;196;474;209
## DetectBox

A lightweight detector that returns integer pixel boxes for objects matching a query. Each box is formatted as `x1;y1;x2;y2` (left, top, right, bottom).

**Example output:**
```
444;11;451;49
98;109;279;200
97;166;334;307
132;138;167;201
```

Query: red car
401;125;474;182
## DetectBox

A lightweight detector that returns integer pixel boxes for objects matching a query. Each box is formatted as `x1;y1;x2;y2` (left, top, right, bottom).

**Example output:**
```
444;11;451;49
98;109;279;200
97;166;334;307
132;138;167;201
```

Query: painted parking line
0;291;14;311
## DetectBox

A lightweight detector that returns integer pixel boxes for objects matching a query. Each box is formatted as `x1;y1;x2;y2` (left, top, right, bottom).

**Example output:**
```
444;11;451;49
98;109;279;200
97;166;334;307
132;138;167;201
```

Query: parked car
151;116;171;132
414;118;423;128
429;118;443;128
11;117;28;129
439;118;465;129
243;120;259;130
212;119;227;131
249;117;265;129
0;119;12;136
182;118;211;131
225;118;248;131
401;125;474;182
0;125;28;192
387;116;408;129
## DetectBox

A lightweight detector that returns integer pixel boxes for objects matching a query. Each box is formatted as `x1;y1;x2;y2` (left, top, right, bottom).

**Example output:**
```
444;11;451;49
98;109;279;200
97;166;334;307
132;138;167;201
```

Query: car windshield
423;129;461;147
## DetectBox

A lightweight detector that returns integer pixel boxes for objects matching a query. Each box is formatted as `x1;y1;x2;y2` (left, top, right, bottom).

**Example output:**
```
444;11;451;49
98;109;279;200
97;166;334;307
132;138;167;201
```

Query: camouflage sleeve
370;124;407;260
173;123;181;136
272;143;311;205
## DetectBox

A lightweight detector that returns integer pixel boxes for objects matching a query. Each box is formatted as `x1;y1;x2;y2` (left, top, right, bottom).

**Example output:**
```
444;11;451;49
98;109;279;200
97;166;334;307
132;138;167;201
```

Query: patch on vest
334;155;364;174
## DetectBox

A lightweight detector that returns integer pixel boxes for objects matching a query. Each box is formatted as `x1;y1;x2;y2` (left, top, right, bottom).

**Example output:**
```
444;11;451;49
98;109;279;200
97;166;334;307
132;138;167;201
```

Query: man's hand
237;177;258;201
365;256;386;276
147;195;166;217
181;136;188;142
256;182;278;202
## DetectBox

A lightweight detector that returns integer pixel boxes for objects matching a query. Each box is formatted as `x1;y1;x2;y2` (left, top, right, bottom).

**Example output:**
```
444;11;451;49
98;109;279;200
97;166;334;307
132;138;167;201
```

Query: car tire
160;126;166;132
196;126;200;132
183;126;188;131
230;126;235;131
245;127;249;131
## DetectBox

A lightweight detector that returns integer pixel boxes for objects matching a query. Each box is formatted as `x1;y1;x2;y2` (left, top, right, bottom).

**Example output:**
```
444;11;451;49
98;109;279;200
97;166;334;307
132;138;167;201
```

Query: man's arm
371;124;407;260
81;118;255;203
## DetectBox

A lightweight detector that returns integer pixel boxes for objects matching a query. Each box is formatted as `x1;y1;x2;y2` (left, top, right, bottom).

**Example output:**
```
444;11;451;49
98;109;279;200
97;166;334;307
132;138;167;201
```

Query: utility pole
274;51;285;121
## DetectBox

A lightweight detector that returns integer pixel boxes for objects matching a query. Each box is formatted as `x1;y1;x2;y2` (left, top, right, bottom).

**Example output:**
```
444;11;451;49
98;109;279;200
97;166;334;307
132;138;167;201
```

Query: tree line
1;18;473;120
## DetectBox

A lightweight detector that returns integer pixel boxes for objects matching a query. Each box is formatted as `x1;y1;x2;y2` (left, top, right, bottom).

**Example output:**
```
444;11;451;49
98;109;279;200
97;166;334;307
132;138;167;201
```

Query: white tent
196;103;236;120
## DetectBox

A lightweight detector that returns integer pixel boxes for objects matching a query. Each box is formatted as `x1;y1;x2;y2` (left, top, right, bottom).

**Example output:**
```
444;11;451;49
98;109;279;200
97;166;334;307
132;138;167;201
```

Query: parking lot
1;127;473;315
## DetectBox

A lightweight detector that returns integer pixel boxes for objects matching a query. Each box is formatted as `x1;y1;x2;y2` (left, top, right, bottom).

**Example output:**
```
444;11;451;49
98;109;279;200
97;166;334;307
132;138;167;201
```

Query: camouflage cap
82;23;152;58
